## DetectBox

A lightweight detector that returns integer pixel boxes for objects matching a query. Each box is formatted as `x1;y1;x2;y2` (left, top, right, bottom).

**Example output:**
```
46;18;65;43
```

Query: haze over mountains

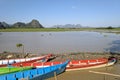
52;24;84;28
0;19;116;29
0;19;85;29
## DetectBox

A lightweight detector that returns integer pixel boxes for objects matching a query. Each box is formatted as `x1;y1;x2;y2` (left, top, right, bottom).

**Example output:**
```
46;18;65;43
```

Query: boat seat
37;68;44;75
6;73;16;80
14;59;20;63
0;60;3;65
0;75;6;80
25;59;30;61
50;66;56;70
23;70;32;79
8;60;15;64
15;72;23;79
44;67;51;73
2;60;8;64
20;59;25;62
30;69;38;77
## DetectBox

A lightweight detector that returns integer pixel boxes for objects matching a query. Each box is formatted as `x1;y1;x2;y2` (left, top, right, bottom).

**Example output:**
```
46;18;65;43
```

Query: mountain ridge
0;19;44;29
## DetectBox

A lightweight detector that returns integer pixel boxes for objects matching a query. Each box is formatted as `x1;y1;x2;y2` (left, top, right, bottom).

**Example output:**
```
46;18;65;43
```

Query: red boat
66;57;116;71
12;57;116;71
0;54;52;67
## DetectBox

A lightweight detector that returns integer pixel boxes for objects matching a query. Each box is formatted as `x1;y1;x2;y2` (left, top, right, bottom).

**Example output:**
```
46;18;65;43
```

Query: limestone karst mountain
0;22;9;29
0;19;44;28
27;19;44;28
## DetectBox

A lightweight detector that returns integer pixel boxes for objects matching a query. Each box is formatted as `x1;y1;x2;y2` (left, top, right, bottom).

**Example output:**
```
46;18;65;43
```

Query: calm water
0;31;120;54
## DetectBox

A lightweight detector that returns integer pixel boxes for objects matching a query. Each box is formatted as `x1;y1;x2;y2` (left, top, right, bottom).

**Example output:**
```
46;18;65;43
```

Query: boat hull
10;58;116;72
26;58;116;71
0;60;69;80
66;58;116;71
30;61;69;80
0;54;52;67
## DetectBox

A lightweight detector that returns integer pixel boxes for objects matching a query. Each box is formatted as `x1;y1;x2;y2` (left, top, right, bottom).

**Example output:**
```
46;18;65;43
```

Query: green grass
0;28;69;32
0;28;120;32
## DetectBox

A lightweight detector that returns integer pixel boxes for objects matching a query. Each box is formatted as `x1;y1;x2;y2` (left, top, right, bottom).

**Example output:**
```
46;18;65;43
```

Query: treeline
96;26;116;29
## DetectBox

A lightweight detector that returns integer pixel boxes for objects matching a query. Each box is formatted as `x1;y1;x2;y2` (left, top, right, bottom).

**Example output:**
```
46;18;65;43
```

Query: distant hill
52;24;83;28
12;22;26;28
0;22;9;29
0;19;44;29
0;22;5;29
26;19;44;28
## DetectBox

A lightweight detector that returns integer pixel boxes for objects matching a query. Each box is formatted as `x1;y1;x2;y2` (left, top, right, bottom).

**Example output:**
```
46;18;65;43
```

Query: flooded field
0;31;120;54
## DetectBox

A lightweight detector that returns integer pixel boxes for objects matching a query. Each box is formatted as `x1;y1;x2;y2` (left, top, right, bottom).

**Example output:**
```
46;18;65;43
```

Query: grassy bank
0;28;120;32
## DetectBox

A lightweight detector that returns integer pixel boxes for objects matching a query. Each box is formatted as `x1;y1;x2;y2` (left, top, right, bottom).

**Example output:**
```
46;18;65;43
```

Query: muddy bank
47;64;120;80
0;52;40;59
50;52;120;63
0;52;120;63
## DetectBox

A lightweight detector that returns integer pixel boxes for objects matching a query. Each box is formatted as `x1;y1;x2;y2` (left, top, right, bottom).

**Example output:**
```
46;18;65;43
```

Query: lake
0;31;120;54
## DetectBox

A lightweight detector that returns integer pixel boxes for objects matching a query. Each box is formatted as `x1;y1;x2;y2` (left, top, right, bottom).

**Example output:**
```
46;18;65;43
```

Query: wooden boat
66;57;116;71
0;60;69;80
14;57;116;71
0;54;52;67
0;66;32;75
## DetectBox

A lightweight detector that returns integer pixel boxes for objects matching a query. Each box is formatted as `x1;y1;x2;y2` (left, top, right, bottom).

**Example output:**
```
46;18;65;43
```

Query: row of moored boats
0;54;117;80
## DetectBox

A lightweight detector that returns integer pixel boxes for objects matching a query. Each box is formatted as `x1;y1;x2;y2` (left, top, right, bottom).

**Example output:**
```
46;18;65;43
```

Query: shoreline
0;28;120;33
1;52;120;63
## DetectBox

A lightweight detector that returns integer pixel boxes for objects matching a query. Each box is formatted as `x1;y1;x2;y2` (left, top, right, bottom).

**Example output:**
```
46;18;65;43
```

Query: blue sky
0;0;120;27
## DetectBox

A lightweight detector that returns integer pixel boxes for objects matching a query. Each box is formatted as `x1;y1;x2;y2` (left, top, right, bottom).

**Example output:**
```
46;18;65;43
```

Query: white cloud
72;6;77;9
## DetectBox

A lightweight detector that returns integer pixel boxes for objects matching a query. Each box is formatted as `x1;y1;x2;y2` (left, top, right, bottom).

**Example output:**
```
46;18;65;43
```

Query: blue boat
0;60;69;80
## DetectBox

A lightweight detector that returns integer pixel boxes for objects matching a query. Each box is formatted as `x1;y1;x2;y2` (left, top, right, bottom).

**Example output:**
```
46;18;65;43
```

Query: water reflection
105;40;120;53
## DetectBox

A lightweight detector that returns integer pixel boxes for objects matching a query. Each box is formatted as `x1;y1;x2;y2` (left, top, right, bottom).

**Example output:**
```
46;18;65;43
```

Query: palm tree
16;43;24;55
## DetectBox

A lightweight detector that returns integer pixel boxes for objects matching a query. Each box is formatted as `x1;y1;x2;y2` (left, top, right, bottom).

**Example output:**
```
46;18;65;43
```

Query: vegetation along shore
0;27;120;32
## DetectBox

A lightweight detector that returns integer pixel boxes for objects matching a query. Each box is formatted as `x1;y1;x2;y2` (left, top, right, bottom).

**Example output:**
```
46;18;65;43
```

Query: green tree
107;26;113;29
